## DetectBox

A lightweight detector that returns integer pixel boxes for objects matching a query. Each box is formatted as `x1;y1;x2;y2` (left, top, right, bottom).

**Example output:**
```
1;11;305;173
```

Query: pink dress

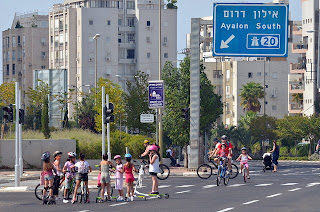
124;165;134;183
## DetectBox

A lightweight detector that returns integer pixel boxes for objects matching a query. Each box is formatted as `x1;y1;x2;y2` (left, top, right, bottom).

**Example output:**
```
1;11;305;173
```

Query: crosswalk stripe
216;207;234;212
175;190;191;194
243;200;259;205
255;183;273;187
176;185;195;188
266;193;282;198
203;185;217;189
228;184;245;187
281;183;298;186
306;182;320;187
159;185;171;188
110;202;129;207
288;188;301;192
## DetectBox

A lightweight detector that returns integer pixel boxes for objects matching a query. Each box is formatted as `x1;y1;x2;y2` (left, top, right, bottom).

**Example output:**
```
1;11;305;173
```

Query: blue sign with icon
148;80;165;108
213;3;289;57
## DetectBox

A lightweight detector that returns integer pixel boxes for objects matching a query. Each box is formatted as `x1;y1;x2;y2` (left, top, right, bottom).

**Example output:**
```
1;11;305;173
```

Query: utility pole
102;86;106;158
106;94;111;161
18;89;23;177
158;0;163;157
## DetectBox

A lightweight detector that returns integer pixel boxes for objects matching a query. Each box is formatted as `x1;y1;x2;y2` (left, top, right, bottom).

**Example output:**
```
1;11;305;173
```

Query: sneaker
248;176;250;179
71;199;77;204
63;198;69;203
239;169;242;174
130;196;134;201
117;196;124;201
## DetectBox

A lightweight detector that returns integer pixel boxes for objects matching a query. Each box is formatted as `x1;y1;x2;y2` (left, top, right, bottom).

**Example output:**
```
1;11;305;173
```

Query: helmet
221;135;228;140
53;151;62;158
114;155;121;160
144;140;150;144
125;153;132;158
41;152;50;161
149;145;158;151
241;147;247;150
213;137;219;142
68;152;77;158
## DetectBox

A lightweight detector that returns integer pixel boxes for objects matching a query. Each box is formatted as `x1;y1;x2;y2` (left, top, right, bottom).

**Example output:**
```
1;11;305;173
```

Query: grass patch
279;156;309;161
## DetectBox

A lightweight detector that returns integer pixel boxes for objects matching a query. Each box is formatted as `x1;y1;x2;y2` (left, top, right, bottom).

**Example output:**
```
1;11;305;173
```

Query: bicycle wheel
197;164;212;179
216;167;222;186
224;173;230;185
229;164;239;179
157;164;170;180
35;184;44;201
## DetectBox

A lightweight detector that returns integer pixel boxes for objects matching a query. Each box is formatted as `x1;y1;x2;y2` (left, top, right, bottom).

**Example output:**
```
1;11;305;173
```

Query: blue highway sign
213;3;289;57
148;80;165;108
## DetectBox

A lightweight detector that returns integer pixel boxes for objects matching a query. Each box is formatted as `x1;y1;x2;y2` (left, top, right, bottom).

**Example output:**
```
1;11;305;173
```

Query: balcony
292;43;308;54
118;26;135;32
119;58;136;64
118;42;136;48
289;103;303;114
290;63;306;74
289;81;304;93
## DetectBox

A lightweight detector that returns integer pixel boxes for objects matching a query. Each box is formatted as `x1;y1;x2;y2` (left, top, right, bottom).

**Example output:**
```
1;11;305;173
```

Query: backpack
78;161;87;174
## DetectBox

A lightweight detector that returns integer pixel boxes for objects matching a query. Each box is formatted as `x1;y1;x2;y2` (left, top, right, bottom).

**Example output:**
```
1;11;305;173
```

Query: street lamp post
93;34;100;90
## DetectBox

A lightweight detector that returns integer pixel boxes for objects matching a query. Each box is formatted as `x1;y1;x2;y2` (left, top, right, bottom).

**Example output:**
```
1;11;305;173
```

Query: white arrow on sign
220;34;235;49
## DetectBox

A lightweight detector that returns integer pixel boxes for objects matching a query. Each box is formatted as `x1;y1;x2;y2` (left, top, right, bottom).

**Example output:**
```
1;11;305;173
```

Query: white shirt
75;161;90;174
149;155;160;173
166;149;172;156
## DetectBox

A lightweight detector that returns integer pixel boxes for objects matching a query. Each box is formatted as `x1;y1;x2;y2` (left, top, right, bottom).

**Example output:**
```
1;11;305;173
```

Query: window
41;37;46;45
118;19;122;26
226;69;230;81
17;36;21;45
147;53;151;58
226;86;230;96
272;105;277;111
6;64;9;75
89;20;94;25
12;50;16;60
127;49;135;59
164;37;168;43
12;64;15;75
272;72;278;79
127;18;134;27
164;53;168;58
41;65;46;69
248;72;253;78
146;37;151;43
127;1;135;9
257;72;262;76
147;21;151;27
41;52;46;59
127;33;135;43
107;20;111;25
50;36;53;44
12;36;16;47
6;37;9;48
59;34;64;45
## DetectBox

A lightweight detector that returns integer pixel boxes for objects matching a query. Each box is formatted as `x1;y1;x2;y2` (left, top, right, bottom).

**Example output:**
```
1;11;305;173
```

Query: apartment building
2;12;49;107
290;0;319;116
49;0;177;98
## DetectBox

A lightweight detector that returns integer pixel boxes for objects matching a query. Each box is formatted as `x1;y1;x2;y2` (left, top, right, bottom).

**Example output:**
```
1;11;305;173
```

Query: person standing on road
53;151;63;201
99;154;114;202
166;147;176;166
114;155;125;201
315;139;320;153
270;140;279;172
41;152;55;204
124;154;136;201
215;135;233;173
149;145;160;194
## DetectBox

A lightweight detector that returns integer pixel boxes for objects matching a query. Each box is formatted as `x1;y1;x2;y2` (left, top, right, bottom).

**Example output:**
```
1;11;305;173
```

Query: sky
0;0;302;84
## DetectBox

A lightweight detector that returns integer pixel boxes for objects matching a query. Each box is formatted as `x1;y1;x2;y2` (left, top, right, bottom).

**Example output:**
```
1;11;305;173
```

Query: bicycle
135;159;170;180
216;157;230;186
35;174;66;201
197;155;239;179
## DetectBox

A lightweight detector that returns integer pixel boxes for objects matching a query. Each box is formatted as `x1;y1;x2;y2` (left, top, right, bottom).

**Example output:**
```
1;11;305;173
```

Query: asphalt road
1;161;320;212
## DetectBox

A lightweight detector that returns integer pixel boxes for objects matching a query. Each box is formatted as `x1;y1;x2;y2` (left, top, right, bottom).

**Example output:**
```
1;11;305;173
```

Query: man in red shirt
215;135;233;172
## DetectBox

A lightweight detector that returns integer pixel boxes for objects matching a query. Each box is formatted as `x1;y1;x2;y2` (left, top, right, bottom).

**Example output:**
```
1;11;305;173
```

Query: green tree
292;93;303;105
77;95;96;132
0;82;15;107
41;95;50;139
167;0;178;9
93;78;125;132
239;82;265;112
124;71;155;135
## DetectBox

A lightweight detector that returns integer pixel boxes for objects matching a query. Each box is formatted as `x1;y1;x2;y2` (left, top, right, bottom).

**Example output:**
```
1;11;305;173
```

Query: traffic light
181;107;189;120
19;109;25;124
104;102;115;124
3;104;14;122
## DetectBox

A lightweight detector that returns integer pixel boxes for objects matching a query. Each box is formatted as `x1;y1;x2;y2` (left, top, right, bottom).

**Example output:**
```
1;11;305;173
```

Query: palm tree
239;82;265;112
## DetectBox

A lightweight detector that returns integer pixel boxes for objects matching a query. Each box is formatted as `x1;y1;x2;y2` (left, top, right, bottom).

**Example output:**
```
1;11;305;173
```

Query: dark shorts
53;176;60;195
76;173;88;182
149;172;158;176
272;157;279;166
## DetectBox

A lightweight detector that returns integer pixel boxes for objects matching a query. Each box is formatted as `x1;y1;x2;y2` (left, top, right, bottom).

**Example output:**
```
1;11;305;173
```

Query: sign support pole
106;94;111;161
19;90;23;177
102;86;105;158
15;82;20;187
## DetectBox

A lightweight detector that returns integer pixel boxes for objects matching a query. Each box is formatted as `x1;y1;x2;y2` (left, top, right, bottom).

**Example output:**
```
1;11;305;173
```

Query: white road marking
255;183;273;187
159;185;171;188
176;185;195;188
250;174;261;176
242;200;259;205
281;183;298;186
78;210;90;212
203;185;217;189
175;190;191;194
266;193;282;198
288;188;302;192
110;202;129;207
306;182;320;187
216;207;235;212
228;184;245;187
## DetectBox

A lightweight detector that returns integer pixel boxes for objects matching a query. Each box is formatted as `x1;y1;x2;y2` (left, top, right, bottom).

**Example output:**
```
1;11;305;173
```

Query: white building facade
49;0;177;96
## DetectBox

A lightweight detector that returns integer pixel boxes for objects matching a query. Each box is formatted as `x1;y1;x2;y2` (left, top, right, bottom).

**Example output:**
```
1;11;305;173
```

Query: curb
0;186;29;192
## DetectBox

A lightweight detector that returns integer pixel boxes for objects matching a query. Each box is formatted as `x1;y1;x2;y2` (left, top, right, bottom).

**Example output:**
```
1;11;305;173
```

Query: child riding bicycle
217;143;227;166
72;153;92;204
63;152;77;203
236;147;252;179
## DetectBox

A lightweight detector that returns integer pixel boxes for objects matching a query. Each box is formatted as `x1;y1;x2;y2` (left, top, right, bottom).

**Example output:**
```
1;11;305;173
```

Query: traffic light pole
106;94;111;161
102;86;106;158
18;89;23;177
15;82;20;186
